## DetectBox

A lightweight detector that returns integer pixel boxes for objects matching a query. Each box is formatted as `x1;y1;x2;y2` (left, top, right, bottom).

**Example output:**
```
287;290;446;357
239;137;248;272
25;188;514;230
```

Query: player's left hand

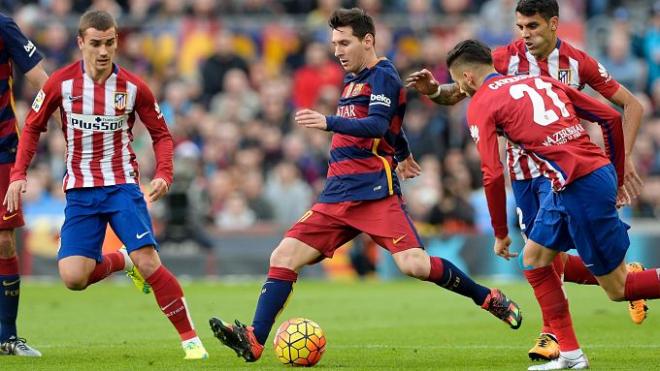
493;235;517;260
149;178;169;202
295;109;327;131
616;157;644;208
397;155;422;180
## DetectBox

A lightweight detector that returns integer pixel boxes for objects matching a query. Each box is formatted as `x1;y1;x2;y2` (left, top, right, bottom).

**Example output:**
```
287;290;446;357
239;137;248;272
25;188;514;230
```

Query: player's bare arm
405;69;466;105
608;85;644;203
396;155;422;180
295;109;327;130
23;61;49;91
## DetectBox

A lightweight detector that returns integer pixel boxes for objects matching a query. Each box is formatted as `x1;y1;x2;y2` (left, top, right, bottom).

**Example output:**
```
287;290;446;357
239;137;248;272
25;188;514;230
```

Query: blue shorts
59;184;158;262
512;177;576;251
529;165;630;276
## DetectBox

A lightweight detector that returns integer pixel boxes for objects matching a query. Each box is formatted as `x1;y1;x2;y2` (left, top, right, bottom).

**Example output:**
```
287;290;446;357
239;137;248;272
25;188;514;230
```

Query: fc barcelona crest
113;92;127;110
351;83;364;97
558;69;571;85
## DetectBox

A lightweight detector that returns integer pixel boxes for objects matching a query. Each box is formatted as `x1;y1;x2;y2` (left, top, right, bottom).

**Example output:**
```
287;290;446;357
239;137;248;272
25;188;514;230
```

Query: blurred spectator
241;170;275;221
600;25;647;92
215;192;257;230
200;30;250;107
210;68;260;123
292;42;343;109
264;162;313;227
644;2;660;91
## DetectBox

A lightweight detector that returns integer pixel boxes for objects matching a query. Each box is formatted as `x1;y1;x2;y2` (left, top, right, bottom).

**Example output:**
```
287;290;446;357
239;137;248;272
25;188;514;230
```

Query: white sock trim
118;246;133;271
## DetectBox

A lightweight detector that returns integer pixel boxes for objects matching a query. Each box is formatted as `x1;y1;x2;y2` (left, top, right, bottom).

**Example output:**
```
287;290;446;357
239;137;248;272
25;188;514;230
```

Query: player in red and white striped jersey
3;10;207;360
406;0;646;361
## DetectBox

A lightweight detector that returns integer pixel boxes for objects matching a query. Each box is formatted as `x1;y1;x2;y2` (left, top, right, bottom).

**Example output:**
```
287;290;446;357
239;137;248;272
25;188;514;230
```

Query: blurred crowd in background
3;0;660;252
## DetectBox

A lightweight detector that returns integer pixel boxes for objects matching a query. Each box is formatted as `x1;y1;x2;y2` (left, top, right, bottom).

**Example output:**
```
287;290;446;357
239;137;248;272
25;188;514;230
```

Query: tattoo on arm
430;83;467;105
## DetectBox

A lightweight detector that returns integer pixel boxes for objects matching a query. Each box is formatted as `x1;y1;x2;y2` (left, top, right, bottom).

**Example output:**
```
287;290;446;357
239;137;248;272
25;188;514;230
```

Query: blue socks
0;274;19;341
428;256;490;306
251;267;297;345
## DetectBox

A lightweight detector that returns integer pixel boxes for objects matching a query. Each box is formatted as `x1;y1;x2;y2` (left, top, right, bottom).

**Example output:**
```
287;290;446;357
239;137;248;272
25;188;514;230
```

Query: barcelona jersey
0;13;42;163
319;59;409;203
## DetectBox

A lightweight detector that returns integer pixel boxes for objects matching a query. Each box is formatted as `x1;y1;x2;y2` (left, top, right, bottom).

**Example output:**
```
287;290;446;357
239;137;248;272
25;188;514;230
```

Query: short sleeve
0;16;42;73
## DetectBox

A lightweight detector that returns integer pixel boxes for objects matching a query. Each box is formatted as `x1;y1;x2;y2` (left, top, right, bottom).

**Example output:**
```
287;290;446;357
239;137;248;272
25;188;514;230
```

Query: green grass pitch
4;278;657;370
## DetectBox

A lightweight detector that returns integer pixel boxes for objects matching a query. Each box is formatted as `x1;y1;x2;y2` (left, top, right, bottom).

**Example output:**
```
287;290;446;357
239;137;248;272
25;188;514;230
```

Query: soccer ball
273;318;326;366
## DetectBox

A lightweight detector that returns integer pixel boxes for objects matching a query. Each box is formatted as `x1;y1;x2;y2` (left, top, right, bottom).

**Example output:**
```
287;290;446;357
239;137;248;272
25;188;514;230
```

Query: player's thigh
0;163;24;231
284;206;360;262
60;190;109;261
351;196;423;254
511;179;538;237
561;166;629;277
107;184;159;254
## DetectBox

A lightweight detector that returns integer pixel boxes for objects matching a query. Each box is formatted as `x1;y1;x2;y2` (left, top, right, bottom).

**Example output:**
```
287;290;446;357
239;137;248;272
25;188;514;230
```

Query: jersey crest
558;69;571;85
113;92;127;110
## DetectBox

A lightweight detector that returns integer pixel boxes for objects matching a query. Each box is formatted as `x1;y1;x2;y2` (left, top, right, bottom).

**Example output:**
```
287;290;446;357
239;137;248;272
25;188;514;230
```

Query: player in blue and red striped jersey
407;0;647;360
3;10;208;360
0;12;50;357
446;39;660;370
209;8;522;363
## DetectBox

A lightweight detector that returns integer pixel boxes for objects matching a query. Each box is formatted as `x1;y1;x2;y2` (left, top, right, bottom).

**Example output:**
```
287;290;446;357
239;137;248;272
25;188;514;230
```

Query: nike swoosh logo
160;298;178;311
2;279;20;286
2;213;18;221
67;95;83;101
136;231;150;239
392;234;407;245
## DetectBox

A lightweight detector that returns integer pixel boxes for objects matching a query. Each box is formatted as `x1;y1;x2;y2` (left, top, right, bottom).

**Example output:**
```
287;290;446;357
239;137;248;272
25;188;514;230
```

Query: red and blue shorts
285;195;423;258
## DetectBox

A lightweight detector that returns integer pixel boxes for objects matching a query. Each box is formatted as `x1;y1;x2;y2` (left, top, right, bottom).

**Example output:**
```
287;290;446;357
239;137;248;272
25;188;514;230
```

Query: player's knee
602;285;626;302
270;245;297;270
395;252;428;279
59;272;88;291
131;248;161;278
0;231;15;258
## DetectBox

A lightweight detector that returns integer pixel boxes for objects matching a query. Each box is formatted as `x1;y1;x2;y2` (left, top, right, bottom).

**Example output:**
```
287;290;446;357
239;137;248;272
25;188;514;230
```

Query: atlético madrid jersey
467;73;624;238
0;13;43;163
11;60;173;190
492;38;621;182
319;58;409;203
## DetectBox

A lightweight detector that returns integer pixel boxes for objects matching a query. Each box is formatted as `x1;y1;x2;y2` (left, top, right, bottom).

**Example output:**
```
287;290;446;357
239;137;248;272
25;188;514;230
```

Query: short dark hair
446;40;492;69
328;8;375;40
78;10;117;38
515;0;559;20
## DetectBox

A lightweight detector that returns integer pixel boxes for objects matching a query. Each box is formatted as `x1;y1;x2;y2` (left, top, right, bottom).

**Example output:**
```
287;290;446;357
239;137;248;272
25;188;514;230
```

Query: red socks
625;269;660;301
562;255;598;285
87;251;125;285
0;256;18;275
524;266;580;352
146;265;197;341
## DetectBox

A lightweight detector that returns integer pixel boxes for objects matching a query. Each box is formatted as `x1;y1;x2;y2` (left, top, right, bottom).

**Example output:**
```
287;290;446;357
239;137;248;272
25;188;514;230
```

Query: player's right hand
404;69;439;95
4;180;27;213
493;236;517;260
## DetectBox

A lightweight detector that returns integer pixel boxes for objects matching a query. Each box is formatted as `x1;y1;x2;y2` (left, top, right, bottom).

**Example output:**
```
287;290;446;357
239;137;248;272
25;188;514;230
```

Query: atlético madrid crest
113;92;127;110
558;69;571;85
